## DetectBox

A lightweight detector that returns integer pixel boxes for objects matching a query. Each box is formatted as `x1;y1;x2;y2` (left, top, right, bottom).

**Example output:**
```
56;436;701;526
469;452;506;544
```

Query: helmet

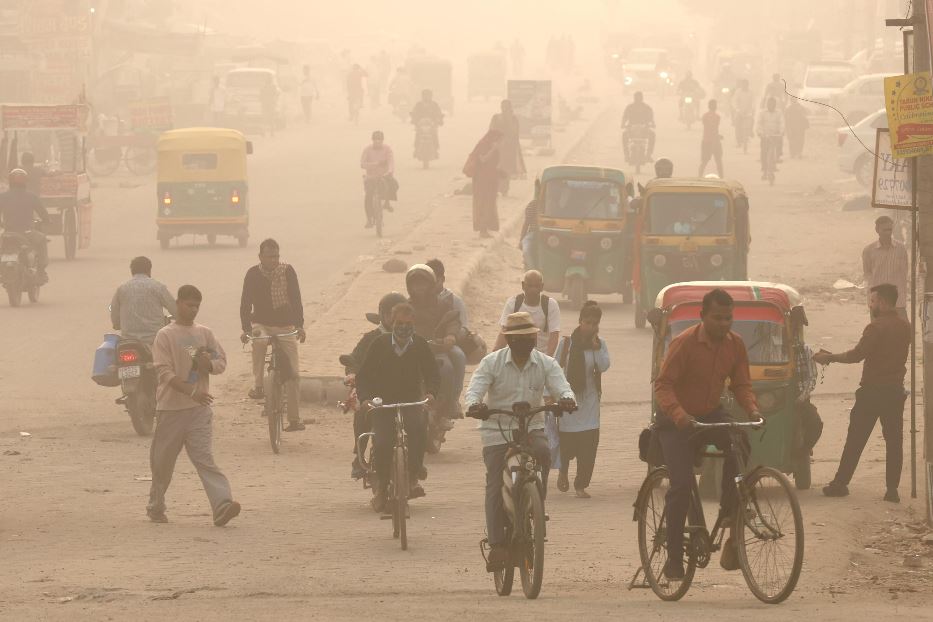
8;168;27;187
377;292;407;326
654;158;673;178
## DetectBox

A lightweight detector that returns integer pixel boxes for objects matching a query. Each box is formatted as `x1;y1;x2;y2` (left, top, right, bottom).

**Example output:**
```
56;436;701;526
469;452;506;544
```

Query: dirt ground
2;81;932;620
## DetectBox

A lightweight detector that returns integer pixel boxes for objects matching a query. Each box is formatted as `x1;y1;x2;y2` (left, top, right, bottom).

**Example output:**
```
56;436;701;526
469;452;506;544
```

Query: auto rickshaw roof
656;281;801;311
540;165;626;186
157;127;249;151
644;177;746;195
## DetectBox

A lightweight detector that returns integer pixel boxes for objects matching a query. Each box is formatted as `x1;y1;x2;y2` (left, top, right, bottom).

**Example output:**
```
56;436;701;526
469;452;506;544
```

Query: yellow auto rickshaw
155;128;252;249
632;177;750;327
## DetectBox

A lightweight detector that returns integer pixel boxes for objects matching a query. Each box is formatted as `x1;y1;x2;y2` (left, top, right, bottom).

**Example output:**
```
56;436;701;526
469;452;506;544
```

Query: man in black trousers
814;283;910;503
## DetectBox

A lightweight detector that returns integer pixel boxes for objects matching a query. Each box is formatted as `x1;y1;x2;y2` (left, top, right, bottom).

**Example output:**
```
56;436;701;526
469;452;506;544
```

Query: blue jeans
483;431;550;546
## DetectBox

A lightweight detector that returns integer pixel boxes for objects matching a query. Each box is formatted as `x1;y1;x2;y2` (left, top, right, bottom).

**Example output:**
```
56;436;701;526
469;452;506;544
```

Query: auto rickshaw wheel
63;208;77;260
792;450;812;490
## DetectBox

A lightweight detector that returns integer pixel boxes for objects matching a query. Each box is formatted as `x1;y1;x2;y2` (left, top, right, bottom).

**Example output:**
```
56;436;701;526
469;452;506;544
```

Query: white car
837;108;887;186
830;73;894;125
799;61;857;119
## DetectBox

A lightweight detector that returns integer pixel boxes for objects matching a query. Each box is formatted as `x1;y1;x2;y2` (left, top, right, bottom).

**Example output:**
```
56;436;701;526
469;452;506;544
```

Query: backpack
513;293;550;333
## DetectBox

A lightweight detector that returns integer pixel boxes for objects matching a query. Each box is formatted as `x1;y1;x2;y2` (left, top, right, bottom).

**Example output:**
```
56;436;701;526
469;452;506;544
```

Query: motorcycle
625;123;652;174
115;339;157;436
413;118;439;169
0;231;42;307
681;96;699;129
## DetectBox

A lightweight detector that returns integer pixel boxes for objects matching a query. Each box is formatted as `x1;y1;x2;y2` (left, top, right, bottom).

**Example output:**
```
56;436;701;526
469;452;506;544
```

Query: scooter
0;230;43;307
413;118;439;168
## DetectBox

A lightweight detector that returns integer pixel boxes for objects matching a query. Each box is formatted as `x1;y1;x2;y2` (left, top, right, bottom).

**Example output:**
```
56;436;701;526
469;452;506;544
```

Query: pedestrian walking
463;129;502;238
489;100;526;196
300;65;320;123
784;98;809;158
863;215;909;321
814;284;911;503
553;301;610;498
208;76;226;126
240;238;307;431
493;269;561;356
698;99;724;178
147;285;240;526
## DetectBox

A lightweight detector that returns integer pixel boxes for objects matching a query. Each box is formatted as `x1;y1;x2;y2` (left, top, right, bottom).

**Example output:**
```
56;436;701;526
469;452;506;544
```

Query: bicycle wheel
394;445;409;551
265;369;282;454
517;481;545;599
635;467;696;601
735;466;804;604
494;549;515;596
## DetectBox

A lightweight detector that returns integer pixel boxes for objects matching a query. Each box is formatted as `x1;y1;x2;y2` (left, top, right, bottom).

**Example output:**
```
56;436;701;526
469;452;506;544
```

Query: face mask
393;324;414;341
509;338;536;358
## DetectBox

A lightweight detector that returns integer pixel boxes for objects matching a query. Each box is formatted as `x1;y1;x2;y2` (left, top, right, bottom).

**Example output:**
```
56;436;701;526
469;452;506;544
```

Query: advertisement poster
884;72;933;158
871;129;913;210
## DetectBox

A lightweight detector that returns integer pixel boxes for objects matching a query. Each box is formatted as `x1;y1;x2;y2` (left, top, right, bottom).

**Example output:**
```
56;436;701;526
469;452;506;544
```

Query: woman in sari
464;129;502;238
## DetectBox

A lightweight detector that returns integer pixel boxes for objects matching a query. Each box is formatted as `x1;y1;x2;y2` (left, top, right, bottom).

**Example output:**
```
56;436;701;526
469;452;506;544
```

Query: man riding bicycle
653;288;761;580
756;97;785;179
465;312;576;572
360;130;396;228
356;302;438;513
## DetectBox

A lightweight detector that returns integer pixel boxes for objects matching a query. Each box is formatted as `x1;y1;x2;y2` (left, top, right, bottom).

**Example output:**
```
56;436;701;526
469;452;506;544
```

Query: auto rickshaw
649;281;816;490
532;165;633;309
0;104;93;260
155;128;252;249
632;177;750;328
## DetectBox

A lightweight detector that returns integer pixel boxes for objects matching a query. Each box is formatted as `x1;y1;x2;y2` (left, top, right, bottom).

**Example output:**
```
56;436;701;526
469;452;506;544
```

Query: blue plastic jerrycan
92;333;121;387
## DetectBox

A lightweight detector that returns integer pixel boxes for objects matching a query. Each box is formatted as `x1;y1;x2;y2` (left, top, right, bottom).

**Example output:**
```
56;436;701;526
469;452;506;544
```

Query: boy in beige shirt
147;285;240;526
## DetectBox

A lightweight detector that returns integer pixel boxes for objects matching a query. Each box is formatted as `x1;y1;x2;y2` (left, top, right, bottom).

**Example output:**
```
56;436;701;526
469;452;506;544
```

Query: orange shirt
654;323;757;426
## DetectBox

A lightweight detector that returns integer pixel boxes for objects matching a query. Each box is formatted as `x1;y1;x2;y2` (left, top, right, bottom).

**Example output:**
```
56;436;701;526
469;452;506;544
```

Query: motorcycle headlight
547;235;560;248
653;254;667;267
721;87;731;94
624;76;634;85
684;96;693;104
600;237;613;250
710;253;723;267
659;71;669;79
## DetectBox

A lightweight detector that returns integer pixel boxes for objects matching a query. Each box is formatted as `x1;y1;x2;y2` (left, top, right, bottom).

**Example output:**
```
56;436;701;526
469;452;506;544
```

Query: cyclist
756;97;785;180
653;288;761;580
360;130;395;228
356;302;438;513
465;311;576;572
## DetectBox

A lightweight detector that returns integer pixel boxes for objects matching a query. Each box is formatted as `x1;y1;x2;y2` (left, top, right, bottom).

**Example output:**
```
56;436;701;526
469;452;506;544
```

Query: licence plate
118;365;141;379
0;254;17;262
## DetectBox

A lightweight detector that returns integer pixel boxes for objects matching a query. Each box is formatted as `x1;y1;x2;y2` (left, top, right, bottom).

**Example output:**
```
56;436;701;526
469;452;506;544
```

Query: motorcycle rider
0;168;50;282
356;302;439;512
621;91;655;161
756;97;785;179
410;89;444;158
346;291;407;479
360;130;396;228
677;71;705;120
405;264;464;426
730;79;755;148
111;256;177;345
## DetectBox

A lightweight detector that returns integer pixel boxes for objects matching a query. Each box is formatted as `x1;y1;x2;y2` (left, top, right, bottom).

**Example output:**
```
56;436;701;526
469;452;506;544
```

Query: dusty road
1;86;931;620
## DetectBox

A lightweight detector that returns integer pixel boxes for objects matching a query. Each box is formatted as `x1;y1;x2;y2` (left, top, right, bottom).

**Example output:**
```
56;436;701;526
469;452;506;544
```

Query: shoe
574;488;591;499
884;489;900;503
213;501;241;527
351;458;366;480
147;509;168;523
248;387;264;400
557;472;570;493
720;537;740;571
662;558;685;580
822;482;849;498
486;545;511;572
285;422;306;432
409;484;426;499
371;491;387;513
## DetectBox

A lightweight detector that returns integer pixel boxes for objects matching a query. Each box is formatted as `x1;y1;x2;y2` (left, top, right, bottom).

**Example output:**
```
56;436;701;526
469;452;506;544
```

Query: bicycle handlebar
691;417;764;430
245;329;300;341
466;403;576;420
369;397;430;410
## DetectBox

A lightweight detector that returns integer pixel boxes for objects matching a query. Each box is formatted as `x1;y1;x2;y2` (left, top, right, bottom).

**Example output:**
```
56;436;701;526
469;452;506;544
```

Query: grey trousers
147;406;233;519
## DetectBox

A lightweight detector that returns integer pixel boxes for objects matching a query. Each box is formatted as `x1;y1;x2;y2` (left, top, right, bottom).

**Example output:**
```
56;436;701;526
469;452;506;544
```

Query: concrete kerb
298;106;615;407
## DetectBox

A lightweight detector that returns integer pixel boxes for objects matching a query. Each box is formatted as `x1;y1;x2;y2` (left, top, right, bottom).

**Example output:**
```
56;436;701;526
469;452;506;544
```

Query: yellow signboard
885;72;933;158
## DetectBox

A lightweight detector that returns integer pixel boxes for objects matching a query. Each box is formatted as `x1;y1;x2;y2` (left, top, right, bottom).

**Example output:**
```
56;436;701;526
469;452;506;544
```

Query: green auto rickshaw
156;128;253;249
632;177;750;328
532;165;633;309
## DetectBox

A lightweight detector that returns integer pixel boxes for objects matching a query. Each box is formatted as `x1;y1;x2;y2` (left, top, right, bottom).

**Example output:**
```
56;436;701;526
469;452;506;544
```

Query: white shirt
756;109;785;137
464;347;575;447
499;294;561;352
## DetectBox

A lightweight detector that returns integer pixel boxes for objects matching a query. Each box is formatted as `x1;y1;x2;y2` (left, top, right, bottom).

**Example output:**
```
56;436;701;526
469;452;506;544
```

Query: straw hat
502;311;540;335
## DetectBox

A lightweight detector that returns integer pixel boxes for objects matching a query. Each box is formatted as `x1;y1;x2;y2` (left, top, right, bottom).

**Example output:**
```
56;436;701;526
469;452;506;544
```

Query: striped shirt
110;275;177;344
862;240;908;308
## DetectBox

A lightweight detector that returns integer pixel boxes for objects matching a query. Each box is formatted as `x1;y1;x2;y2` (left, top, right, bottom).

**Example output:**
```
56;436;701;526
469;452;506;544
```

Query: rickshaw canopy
655;281;801;312
156;127;250;181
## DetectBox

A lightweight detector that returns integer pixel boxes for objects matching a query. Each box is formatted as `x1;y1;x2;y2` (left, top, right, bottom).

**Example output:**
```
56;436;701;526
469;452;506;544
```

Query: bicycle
357;397;429;551
468;401;573;600
761;135;781;185
364;176;386;237
245;330;299;454
630;417;804;604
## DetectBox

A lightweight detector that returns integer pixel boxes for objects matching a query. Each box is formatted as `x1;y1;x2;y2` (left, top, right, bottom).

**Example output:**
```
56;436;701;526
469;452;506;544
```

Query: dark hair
425;258;445;281
875;215;893;227
391;302;415;319
372;130;384;140
177;284;202;302
701;288;734;313
579;300;602;323
130;256;152;275
871;283;898;307
259;238;279;254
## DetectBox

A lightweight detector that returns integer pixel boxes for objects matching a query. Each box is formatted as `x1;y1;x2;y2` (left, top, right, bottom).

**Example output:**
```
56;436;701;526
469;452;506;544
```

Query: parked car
830;73;894;125
837;108;886;186
799;61;857;120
